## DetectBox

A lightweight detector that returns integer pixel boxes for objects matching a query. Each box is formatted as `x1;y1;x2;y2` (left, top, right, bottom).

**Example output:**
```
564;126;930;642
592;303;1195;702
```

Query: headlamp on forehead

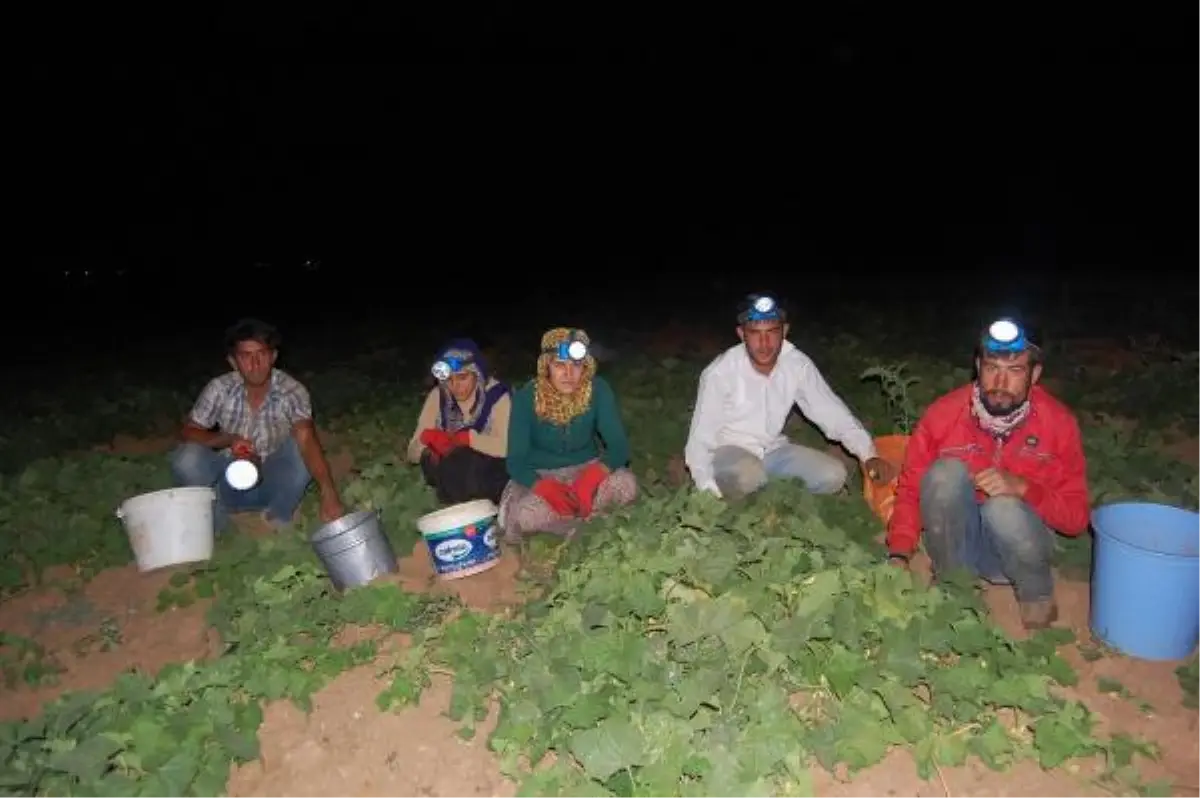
983;318;1028;354
547;339;588;362
740;294;783;324
431;356;470;381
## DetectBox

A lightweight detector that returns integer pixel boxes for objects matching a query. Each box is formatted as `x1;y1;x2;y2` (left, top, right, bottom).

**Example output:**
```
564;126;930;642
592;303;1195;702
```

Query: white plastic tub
415;499;501;580
116;486;217;572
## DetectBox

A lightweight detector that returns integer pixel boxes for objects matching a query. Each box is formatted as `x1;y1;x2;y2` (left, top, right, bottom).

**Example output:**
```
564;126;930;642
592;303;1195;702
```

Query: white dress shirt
684;341;878;494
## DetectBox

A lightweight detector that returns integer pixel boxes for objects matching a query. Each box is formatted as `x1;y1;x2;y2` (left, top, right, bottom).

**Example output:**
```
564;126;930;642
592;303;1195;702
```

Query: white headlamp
548;339;588;361
431;354;472;381
988;320;1019;343
982;318;1030;354
224;458;260;491
741;294;783;323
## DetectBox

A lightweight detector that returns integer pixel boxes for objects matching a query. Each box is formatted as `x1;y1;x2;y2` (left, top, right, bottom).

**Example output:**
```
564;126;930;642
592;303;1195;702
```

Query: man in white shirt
684;294;897;500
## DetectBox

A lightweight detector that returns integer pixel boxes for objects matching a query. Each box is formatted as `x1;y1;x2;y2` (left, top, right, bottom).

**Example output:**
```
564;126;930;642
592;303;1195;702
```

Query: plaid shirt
188;369;313;458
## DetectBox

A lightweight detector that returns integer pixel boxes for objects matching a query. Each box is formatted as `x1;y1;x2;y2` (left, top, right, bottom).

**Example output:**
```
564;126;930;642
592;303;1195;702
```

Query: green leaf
45;734;124;781
570;717;647;781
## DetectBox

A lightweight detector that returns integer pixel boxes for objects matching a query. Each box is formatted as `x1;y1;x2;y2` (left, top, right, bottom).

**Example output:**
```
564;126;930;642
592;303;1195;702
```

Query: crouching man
169;318;345;531
684;293;896;500
886;319;1090;629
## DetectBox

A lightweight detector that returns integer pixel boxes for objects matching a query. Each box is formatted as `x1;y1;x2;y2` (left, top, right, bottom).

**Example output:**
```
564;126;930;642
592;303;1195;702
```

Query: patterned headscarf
435;338;489;432
534;327;596;425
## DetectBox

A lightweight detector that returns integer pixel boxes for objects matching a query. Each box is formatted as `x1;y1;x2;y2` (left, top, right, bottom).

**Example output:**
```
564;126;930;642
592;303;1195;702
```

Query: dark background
16;6;1197;368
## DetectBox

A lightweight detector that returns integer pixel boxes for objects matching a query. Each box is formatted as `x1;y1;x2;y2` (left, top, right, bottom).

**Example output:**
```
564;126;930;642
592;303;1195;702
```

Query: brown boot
1019;599;1059;630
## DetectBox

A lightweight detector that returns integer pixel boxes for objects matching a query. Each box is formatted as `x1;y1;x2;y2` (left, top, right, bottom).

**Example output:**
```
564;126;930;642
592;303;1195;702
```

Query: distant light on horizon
62;269;128;279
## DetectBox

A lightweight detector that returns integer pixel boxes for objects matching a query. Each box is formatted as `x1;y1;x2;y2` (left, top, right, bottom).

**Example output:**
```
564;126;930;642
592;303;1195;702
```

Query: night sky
20;7;1197;354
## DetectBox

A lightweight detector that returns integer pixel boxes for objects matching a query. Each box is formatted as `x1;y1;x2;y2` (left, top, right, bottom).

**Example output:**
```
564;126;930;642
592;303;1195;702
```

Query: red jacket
886;384;1090;555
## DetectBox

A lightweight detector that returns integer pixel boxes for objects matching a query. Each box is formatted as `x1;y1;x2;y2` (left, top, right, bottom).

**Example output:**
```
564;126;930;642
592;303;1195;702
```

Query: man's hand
318;490;345;523
292;420;343;523
230;436;257;459
973;467;1026;498
864;456;899;485
886;552;911;570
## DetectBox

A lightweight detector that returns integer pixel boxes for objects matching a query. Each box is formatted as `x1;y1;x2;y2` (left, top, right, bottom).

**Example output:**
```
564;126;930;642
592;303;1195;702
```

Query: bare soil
226;661;514;797
0;563;219;723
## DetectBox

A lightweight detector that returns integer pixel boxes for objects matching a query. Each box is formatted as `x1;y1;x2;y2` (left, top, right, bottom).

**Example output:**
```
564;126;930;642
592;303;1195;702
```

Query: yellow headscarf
534;327;596;425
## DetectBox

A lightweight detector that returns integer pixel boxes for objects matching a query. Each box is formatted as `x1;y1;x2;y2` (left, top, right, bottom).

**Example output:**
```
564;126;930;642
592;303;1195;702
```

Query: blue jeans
169;437;312;531
711;442;848;500
920;458;1054;602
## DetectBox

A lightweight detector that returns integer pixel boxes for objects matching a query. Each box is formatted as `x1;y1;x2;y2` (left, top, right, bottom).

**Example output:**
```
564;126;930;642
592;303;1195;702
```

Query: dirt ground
0;563;220;723
226;648;514;797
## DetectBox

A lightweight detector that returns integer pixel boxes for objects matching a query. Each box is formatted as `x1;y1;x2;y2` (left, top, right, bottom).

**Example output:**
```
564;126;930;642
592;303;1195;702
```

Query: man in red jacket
885;319;1090;630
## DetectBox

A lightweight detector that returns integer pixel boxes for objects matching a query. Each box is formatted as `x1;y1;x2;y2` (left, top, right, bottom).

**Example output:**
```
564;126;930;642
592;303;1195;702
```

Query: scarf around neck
440;378;510;434
970;382;1032;438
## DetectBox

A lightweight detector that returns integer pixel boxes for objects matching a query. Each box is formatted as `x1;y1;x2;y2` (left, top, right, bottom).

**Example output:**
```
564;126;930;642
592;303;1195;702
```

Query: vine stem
934;761;951;797
728;647;754;712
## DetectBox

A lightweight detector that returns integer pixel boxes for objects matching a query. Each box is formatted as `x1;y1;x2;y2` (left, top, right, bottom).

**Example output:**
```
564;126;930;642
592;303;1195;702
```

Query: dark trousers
420;446;509;506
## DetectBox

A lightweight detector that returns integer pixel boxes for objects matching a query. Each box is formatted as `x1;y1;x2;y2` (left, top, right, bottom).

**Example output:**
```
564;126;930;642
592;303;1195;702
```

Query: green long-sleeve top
505;375;632;487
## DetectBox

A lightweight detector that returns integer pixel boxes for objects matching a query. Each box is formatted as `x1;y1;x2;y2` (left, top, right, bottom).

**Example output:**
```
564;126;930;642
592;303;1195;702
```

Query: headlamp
983;318;1028;354
548;339;588;362
431;356;469;381
740;294;783;323
224;458;260;491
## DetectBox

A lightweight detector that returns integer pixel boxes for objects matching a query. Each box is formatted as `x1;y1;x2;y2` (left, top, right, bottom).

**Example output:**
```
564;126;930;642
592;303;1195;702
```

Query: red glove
420;429;455;457
533;479;579;517
571;462;609;518
450;429;471;447
230;438;256;459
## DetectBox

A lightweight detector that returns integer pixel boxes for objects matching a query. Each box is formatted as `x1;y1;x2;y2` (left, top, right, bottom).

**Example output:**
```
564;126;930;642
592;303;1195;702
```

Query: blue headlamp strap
543;331;588;362
982;318;1029;354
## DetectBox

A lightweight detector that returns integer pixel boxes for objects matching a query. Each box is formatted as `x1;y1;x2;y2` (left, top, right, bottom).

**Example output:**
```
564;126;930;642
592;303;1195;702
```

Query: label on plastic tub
422;517;500;576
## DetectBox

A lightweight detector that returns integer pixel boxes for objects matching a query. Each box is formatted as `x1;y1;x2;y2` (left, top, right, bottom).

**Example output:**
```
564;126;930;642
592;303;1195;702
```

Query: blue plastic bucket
1090;501;1199;661
415;499;501;580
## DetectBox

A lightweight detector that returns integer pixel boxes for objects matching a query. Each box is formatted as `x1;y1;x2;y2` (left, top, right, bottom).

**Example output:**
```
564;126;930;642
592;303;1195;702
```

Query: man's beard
980;390;1026;417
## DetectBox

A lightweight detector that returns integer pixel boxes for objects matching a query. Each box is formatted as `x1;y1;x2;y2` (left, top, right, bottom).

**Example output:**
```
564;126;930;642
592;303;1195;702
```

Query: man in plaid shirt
169;318;345;530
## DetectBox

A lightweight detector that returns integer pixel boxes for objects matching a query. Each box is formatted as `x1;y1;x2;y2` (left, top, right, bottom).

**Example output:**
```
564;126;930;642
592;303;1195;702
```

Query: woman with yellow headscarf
499;327;638;539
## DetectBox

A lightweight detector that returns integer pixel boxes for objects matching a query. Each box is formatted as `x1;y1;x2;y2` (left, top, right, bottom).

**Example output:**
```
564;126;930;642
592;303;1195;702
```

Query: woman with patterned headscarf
498;327;638;539
406;338;512;505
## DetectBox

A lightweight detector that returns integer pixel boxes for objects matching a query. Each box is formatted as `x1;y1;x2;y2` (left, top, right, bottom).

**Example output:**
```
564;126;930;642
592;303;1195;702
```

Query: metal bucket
310;510;398;591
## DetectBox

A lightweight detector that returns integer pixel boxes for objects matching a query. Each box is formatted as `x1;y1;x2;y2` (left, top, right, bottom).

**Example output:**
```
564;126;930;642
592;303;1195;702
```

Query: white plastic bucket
116;487;217;572
415;499;501;580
